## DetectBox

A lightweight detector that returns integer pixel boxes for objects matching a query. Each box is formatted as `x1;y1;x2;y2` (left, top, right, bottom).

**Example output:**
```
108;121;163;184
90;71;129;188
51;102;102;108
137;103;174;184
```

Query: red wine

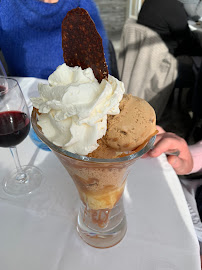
0;111;30;147
0;85;6;92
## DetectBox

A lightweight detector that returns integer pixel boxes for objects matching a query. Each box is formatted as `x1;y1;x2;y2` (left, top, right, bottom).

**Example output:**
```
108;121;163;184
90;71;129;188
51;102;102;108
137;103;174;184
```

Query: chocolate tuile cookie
62;7;108;83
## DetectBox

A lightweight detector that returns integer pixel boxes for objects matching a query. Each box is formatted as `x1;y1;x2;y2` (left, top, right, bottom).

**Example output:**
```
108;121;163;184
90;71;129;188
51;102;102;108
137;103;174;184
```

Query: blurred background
94;0;200;144
94;0;143;55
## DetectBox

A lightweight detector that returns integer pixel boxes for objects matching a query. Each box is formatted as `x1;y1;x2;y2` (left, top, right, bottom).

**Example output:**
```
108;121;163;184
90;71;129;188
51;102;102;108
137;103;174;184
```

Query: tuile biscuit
62;7;108;83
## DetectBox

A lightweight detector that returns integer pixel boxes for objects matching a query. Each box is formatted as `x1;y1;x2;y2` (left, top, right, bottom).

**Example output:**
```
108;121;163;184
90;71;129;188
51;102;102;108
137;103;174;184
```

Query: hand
144;126;193;175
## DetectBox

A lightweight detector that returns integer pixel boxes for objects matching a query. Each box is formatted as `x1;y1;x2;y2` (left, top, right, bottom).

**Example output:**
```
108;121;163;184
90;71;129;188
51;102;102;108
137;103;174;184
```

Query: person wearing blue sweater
0;0;110;79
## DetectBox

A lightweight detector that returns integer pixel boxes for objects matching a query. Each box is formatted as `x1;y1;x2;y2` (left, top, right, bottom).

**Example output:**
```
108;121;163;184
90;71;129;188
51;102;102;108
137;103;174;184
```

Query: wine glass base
2;166;43;196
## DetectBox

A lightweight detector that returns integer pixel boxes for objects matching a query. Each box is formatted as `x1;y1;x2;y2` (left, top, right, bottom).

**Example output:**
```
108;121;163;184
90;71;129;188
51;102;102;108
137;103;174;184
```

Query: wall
94;0;143;55
94;0;129;40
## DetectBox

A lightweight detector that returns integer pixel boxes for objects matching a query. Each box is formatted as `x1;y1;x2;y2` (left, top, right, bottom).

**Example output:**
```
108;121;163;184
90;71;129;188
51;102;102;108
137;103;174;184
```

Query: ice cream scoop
88;94;156;158
105;94;156;150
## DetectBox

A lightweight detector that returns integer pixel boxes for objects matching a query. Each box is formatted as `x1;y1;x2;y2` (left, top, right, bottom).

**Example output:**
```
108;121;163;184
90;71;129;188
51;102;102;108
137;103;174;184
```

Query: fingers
156;125;165;134
149;132;182;157
144;131;194;175
142;132;171;158
167;155;193;175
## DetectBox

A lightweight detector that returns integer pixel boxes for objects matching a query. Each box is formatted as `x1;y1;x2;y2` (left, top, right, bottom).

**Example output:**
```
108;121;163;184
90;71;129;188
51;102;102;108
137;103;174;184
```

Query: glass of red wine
0;77;43;195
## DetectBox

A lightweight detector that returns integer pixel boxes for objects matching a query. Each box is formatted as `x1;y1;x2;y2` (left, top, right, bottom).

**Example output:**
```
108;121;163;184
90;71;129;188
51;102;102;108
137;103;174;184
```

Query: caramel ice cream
88;94;156;159
106;94;156;151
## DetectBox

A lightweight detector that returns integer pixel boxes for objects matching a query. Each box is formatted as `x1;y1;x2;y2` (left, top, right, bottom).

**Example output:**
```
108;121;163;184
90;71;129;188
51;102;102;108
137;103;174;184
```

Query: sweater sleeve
0;9;2;49
79;0;110;73
189;140;202;174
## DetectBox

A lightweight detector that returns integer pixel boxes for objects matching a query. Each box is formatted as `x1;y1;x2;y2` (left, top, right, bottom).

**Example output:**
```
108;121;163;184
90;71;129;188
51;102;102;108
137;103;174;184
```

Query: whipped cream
31;63;125;155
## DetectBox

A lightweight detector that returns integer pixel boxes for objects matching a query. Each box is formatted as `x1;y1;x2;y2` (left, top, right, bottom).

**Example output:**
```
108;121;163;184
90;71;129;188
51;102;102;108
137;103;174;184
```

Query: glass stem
10;147;28;183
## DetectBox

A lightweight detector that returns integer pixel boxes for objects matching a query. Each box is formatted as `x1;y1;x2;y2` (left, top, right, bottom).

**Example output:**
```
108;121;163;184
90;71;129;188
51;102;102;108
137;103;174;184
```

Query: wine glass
0;77;43;196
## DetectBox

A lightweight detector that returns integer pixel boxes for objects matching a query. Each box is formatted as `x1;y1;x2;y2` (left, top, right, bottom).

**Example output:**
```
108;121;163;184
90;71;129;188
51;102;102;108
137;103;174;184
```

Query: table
188;20;202;32
0;77;201;270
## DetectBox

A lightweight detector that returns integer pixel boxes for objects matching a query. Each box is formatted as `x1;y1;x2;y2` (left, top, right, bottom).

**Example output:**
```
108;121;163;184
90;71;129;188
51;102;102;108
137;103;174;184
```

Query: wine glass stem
10;147;28;183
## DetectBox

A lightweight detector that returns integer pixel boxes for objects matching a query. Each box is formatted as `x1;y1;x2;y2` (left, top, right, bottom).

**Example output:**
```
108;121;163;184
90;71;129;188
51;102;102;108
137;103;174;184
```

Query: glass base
77;199;127;248
2;165;43;196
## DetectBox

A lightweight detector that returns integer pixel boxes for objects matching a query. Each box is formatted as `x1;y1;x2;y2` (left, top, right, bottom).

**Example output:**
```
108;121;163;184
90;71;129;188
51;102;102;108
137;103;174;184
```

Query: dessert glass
32;108;155;248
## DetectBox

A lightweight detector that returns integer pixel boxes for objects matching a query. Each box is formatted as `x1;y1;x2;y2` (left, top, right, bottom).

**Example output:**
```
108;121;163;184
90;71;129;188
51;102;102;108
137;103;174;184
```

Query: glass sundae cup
32;108;155;248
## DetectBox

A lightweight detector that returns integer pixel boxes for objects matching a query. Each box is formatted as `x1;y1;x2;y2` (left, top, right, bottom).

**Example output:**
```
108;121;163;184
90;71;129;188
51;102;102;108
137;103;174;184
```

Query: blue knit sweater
0;0;110;79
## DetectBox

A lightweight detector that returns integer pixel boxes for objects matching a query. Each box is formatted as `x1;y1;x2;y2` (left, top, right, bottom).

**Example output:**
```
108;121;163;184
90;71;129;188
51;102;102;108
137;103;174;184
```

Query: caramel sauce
91;209;111;228
71;174;99;191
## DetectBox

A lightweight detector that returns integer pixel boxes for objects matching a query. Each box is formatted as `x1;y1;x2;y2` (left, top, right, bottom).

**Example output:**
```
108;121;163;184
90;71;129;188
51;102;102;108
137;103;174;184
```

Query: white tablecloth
0;77;201;270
